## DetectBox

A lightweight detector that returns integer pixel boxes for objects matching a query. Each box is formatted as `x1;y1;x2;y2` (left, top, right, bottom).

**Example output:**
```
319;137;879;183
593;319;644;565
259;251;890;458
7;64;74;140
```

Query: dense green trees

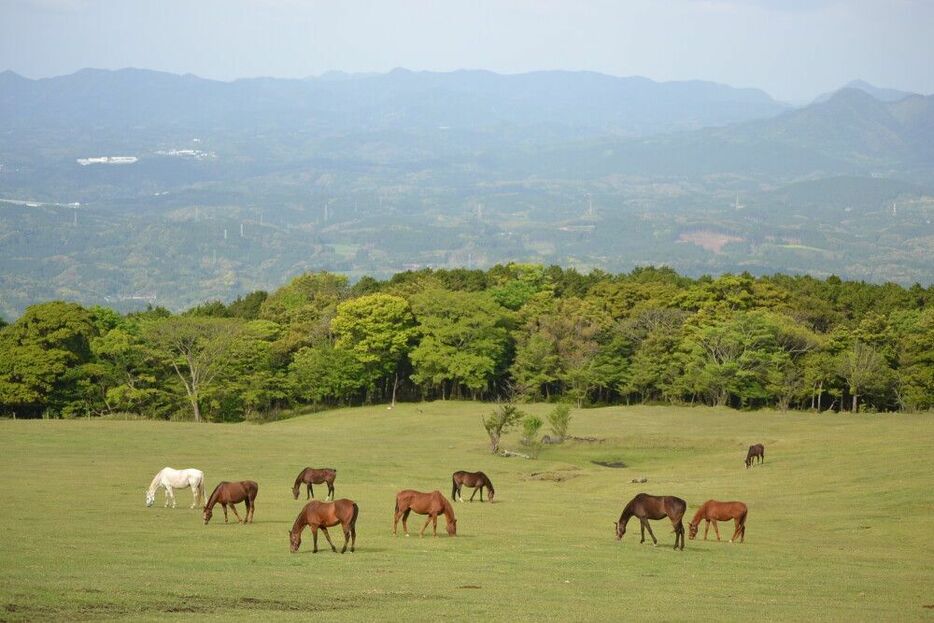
1;265;931;419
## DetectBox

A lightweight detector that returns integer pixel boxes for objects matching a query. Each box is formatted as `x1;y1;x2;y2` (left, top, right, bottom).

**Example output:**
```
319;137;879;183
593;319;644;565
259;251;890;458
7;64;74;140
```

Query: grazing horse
292;467;337;501
452;470;495;503
393;490;457;537
745;444;765;468
145;467;206;509
615;493;686;550
688;500;748;543
289;499;359;554
202;481;258;525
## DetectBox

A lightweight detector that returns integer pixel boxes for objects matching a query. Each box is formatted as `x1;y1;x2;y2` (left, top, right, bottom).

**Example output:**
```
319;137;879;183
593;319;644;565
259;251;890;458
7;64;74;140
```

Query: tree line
1;265;931;420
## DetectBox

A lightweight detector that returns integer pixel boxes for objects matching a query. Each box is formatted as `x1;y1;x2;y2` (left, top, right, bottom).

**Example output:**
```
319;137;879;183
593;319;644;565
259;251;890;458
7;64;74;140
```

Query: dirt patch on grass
566;435;605;443
591;460;627;468
524;468;581;482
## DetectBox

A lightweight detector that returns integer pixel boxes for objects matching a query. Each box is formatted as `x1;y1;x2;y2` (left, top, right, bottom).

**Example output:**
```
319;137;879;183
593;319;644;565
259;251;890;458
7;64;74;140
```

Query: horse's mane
290;509;308;535
440;493;456;520
205;482;226;508
619;497;637;523
293;468;308;488
480;472;494;493
147;469;165;495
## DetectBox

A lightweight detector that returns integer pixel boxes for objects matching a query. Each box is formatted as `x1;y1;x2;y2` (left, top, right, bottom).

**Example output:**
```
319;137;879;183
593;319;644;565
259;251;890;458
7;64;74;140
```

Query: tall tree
331;294;417;404
836;341;890;413
144;317;242;422
0;302;96;417
408;289;511;399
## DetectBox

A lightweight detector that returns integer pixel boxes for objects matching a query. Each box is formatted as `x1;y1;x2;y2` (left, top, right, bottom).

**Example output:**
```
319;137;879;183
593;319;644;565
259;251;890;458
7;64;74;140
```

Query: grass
1;403;932;622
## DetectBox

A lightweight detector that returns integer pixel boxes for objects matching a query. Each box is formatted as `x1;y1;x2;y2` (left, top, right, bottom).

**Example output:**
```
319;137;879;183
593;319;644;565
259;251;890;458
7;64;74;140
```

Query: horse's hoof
652;543;657;548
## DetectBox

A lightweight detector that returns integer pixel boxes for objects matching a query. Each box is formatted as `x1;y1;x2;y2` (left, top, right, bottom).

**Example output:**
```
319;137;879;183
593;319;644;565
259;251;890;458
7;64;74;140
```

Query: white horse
145;467;206;508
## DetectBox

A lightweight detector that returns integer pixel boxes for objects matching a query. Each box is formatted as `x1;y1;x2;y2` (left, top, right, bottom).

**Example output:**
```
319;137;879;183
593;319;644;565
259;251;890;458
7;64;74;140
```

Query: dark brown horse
393;490;457;537
292;467;337;500
289;499;359;553
615;493;686;550
452;470;495;503
202;481;258;525
688;500;748;543
745;444;765;468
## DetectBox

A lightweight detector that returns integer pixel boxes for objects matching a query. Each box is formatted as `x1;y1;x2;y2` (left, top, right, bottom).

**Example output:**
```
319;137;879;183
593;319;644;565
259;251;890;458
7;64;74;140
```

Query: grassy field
1;403;932;622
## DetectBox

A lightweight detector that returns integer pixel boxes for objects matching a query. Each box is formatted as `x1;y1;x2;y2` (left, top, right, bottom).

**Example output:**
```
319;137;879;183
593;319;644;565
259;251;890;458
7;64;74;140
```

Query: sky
1;0;933;103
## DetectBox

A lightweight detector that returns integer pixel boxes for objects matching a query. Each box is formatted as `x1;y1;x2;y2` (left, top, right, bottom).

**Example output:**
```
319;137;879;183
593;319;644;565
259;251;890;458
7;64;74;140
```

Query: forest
1;264;931;420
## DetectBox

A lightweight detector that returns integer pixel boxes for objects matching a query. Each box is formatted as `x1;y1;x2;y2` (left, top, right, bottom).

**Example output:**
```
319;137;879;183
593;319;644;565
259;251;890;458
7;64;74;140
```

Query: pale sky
2;0;932;102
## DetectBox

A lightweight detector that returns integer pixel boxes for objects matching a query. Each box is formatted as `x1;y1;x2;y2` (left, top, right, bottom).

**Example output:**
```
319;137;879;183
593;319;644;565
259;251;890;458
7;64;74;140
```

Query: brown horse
615;493;686;550
292;467;337;500
289;499;359;554
688;500;748;543
452;470;495;503
393;490;457;537
202;481;258;525
745;444;765;468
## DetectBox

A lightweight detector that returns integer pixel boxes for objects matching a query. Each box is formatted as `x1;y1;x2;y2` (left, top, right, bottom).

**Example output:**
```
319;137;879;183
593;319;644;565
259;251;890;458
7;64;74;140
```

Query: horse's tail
350;502;359;529
196;476;206;507
451;475;458;501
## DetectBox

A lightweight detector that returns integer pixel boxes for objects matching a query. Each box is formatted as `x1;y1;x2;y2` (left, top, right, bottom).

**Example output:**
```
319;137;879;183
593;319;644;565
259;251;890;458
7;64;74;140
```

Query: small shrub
546;403;572;442
520;414;544;458
482;402;524;454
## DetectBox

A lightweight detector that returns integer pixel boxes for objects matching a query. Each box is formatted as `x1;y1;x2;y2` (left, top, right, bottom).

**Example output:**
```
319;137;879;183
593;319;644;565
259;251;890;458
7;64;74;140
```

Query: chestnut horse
615;493;686;550
393;490;457;537
202;481;258;525
452;470;495;503
688;500;748;543
745;444;765;468
292;467;337;501
289;499;359;554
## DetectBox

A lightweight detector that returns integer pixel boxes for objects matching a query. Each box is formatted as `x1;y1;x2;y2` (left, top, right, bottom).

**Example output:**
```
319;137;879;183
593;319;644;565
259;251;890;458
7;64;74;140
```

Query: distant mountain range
814;79;918;104
0;67;787;137
0;68;932;317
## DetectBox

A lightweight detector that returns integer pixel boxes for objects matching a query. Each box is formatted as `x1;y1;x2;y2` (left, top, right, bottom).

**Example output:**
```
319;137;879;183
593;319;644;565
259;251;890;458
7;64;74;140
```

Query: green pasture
1;404;932;621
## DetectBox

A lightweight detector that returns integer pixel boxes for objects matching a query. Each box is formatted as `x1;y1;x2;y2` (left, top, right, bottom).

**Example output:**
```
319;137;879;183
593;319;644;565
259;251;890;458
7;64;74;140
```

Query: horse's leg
229;502;244;524
222;503;229;523
309;483;315;499
469;487;478;502
402;509;411;536
643;520;658;546
703;520;710;541
190;485;198;509
712;520;721;541
306;483;311;500
320;527;337;553
340;521;350;553
163;487;171;507
312;526;319;553
328;481;334;501
432;514;439;536
350;521;356;552
419;515;432;537
479;487;484;502
730;519;741;543
639;519;646;543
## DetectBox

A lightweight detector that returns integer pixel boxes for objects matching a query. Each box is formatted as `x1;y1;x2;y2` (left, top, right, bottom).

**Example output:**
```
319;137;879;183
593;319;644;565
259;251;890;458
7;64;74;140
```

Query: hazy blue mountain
0;67;787;137
814;79;918;104
541;88;934;179
1;69;933;317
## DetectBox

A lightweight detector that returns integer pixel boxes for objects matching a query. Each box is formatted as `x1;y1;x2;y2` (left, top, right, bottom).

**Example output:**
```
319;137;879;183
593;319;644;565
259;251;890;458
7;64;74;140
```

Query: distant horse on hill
688;500;748;542
745;444;765;468
393;490;457;537
615;493;686;550
289;499;359;554
292;467;337;500
203;481;258;525
452;470;495;503
145;467;205;509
